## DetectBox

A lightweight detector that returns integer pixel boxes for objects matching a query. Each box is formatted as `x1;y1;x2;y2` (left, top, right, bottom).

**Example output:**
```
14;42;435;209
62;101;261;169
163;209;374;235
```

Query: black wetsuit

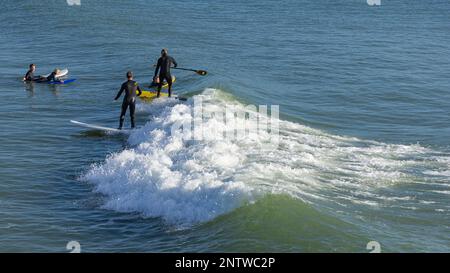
24;70;35;81
115;80;142;129
154;55;177;97
47;72;58;82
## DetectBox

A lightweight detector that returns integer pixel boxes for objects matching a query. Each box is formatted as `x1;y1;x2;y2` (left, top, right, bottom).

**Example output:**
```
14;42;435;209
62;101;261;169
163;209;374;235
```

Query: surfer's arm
154;58;161;78
23;71;32;81
171;57;178;68
115;84;125;100
136;85;142;97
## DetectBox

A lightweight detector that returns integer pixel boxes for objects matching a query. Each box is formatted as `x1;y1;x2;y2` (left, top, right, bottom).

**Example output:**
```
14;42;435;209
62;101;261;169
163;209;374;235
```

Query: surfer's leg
157;74;165;98
119;102;128;129
166;74;173;97
130;102;136;129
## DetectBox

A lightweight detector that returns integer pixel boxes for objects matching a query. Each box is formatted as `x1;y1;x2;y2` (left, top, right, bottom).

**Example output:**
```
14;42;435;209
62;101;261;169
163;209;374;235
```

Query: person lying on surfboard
23;64;38;81
114;71;142;130
154;48;177;98
45;69;64;83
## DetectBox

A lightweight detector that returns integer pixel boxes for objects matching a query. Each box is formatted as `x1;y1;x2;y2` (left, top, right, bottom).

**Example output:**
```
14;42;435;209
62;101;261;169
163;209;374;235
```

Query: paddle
172;67;208;76
153;64;207;76
139;95;187;102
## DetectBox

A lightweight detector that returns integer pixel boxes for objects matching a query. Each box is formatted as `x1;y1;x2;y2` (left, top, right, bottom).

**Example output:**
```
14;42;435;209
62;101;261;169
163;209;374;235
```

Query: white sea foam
81;88;450;225
423;170;450;177
432;190;450;195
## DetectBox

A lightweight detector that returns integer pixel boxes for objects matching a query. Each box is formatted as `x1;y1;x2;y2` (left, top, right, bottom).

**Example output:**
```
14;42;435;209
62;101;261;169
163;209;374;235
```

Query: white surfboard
42;68;69;78
70;120;131;134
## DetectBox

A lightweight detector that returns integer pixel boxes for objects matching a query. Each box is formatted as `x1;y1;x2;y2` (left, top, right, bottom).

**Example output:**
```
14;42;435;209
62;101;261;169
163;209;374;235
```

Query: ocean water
0;0;449;252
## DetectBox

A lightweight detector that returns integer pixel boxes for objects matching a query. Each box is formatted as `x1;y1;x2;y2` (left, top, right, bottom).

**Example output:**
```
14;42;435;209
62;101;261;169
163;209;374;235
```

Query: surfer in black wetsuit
46;69;63;83
23;64;37;81
153;48;177;98
114;71;142;130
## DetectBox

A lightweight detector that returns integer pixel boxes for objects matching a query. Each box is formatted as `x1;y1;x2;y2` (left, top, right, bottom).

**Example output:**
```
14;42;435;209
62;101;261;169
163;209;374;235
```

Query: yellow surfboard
137;76;176;99
139;90;170;99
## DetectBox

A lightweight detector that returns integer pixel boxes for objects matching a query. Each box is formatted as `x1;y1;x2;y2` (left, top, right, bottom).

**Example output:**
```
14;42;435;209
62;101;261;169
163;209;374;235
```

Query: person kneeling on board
154;48;177;98
149;75;160;88
114;71;142;130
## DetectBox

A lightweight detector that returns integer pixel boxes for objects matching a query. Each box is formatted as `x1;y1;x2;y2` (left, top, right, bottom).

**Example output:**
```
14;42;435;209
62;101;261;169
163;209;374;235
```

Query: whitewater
81;89;450;230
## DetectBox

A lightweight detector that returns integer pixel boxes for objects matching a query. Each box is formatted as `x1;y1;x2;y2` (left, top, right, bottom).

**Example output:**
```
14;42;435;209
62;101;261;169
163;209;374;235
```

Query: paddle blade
196;70;208;76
